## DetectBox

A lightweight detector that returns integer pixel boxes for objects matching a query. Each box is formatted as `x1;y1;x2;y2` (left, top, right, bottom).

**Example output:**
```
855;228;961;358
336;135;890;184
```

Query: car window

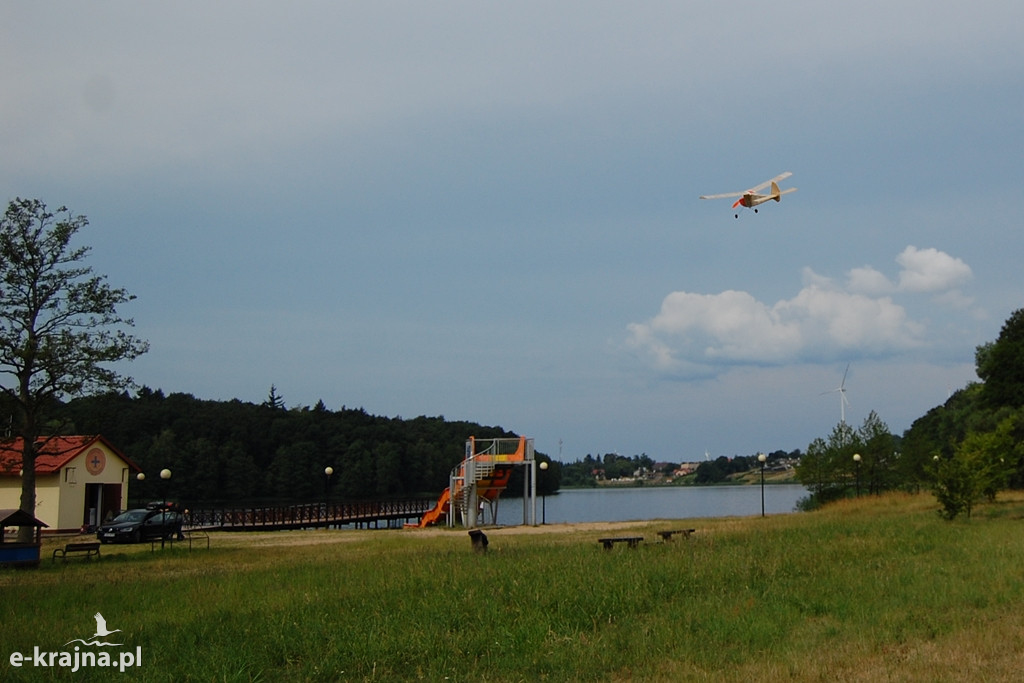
112;510;147;524
146;512;167;525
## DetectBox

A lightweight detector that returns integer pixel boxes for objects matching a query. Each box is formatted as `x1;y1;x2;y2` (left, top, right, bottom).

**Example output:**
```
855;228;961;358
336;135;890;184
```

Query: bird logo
65;612;123;647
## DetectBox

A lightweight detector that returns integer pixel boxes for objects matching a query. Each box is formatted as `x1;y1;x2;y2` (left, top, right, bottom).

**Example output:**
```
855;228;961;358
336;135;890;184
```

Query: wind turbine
823;364;851;425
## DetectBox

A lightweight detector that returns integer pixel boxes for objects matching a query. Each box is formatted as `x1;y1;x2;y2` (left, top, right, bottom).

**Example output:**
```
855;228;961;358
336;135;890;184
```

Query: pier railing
183;497;433;531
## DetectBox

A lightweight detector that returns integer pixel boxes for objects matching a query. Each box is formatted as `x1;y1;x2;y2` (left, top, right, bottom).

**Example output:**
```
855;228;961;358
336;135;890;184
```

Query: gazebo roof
0;508;48;529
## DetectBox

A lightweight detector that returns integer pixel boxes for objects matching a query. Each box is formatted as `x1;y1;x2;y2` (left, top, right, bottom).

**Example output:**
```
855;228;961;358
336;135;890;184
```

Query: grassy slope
3;492;1024;681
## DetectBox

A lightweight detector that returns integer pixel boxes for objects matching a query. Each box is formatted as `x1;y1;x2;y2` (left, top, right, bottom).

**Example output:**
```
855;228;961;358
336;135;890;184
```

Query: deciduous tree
0;199;148;541
977;308;1024;409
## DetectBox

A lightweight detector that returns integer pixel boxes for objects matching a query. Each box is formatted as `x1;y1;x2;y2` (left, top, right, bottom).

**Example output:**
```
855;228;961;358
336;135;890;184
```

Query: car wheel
132;529;142;544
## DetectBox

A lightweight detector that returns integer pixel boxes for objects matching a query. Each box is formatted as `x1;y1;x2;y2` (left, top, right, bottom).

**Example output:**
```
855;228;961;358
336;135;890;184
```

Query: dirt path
205;519;668;548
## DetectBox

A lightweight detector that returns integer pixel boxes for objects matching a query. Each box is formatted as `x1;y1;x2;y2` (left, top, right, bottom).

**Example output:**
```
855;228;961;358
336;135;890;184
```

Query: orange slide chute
476;464;514;500
417;487;451;528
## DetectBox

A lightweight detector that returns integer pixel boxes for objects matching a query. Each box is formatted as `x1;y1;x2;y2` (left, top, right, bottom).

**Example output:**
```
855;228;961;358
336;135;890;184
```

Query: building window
64;467;77;485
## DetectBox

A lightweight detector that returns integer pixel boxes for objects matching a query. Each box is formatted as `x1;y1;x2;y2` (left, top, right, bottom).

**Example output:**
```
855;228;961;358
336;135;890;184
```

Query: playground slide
417;487;451;528
414;436;529;528
416;465;516;527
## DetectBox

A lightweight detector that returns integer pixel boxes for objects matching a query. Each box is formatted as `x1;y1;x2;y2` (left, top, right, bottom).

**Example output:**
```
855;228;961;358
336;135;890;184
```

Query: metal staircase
447;436;534;528
451;453;499;526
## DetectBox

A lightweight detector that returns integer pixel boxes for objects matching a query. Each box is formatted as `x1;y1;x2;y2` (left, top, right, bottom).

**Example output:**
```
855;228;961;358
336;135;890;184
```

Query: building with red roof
0;436;140;533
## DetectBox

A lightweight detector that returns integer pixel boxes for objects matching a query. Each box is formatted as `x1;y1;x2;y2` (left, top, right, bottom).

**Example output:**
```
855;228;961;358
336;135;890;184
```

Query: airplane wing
699;191;744;200
749;172;792;193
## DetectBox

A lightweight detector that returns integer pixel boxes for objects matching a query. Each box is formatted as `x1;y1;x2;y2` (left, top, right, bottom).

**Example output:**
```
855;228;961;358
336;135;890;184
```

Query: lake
493;484;809;525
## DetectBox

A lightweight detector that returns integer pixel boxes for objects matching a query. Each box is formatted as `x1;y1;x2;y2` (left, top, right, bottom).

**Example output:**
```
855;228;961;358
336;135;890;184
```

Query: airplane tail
771;181;782;201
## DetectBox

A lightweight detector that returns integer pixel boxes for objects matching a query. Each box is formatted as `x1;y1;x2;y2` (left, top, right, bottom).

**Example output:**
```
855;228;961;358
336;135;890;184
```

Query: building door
102;483;122;521
84;483;100;529
82;483;123;528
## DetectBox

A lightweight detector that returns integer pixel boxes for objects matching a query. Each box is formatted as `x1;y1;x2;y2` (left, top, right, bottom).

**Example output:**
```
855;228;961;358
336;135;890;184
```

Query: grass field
3;491;1024;681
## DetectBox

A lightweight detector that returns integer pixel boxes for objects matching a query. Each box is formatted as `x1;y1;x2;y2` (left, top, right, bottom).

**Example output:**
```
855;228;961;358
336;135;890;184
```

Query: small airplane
700;172;797;218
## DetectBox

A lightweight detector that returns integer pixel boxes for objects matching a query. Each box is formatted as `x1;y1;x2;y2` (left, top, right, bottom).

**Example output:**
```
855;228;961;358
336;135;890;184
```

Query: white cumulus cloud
846;246;972;298
895;245;972;293
846;266;894;296
627;246;970;377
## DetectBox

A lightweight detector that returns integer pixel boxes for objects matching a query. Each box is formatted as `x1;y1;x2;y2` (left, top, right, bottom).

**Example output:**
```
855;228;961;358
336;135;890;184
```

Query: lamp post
154;469;172;550
757;453;767;517
324;466;334;524
852;454;862;497
136;472;145;509
538;461;549;524
159;468;172;507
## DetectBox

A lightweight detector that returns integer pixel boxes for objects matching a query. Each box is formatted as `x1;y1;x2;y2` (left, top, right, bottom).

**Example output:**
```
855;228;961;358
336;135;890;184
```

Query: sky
3;2;1022;464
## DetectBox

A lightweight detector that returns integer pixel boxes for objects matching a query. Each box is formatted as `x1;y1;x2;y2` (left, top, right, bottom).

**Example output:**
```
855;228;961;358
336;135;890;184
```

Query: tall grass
4;492;1024;681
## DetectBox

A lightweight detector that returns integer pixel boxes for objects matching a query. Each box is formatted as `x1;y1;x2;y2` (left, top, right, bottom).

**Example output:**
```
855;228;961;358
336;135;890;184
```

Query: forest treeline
52;387;558;505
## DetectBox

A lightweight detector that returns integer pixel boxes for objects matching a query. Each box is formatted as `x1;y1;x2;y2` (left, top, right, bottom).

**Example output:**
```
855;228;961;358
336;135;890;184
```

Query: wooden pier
184;498;433;532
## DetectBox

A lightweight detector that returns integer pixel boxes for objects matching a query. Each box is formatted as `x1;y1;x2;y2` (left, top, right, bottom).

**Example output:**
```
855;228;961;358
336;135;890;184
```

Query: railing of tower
449;436;536;527
448;444;484;528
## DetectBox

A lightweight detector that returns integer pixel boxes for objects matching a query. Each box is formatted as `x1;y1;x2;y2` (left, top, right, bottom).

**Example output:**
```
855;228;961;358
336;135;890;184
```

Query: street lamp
538;461;549;524
324;466;334;523
757;453;767;517
135;472;145;508
159;468;172;506
852;453;862;497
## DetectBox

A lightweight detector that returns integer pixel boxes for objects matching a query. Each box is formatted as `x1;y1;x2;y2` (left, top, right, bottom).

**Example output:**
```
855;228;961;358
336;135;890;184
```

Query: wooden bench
598;536;643;550
52;542;101;563
657;528;696;541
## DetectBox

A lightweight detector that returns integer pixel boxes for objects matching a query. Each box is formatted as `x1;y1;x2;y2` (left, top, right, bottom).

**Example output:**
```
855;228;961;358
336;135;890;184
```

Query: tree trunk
17;409;38;544
17;443;37;543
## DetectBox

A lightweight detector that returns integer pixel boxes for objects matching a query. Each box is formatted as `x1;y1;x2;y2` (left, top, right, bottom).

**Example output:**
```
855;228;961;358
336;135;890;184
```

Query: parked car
97;502;184;544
